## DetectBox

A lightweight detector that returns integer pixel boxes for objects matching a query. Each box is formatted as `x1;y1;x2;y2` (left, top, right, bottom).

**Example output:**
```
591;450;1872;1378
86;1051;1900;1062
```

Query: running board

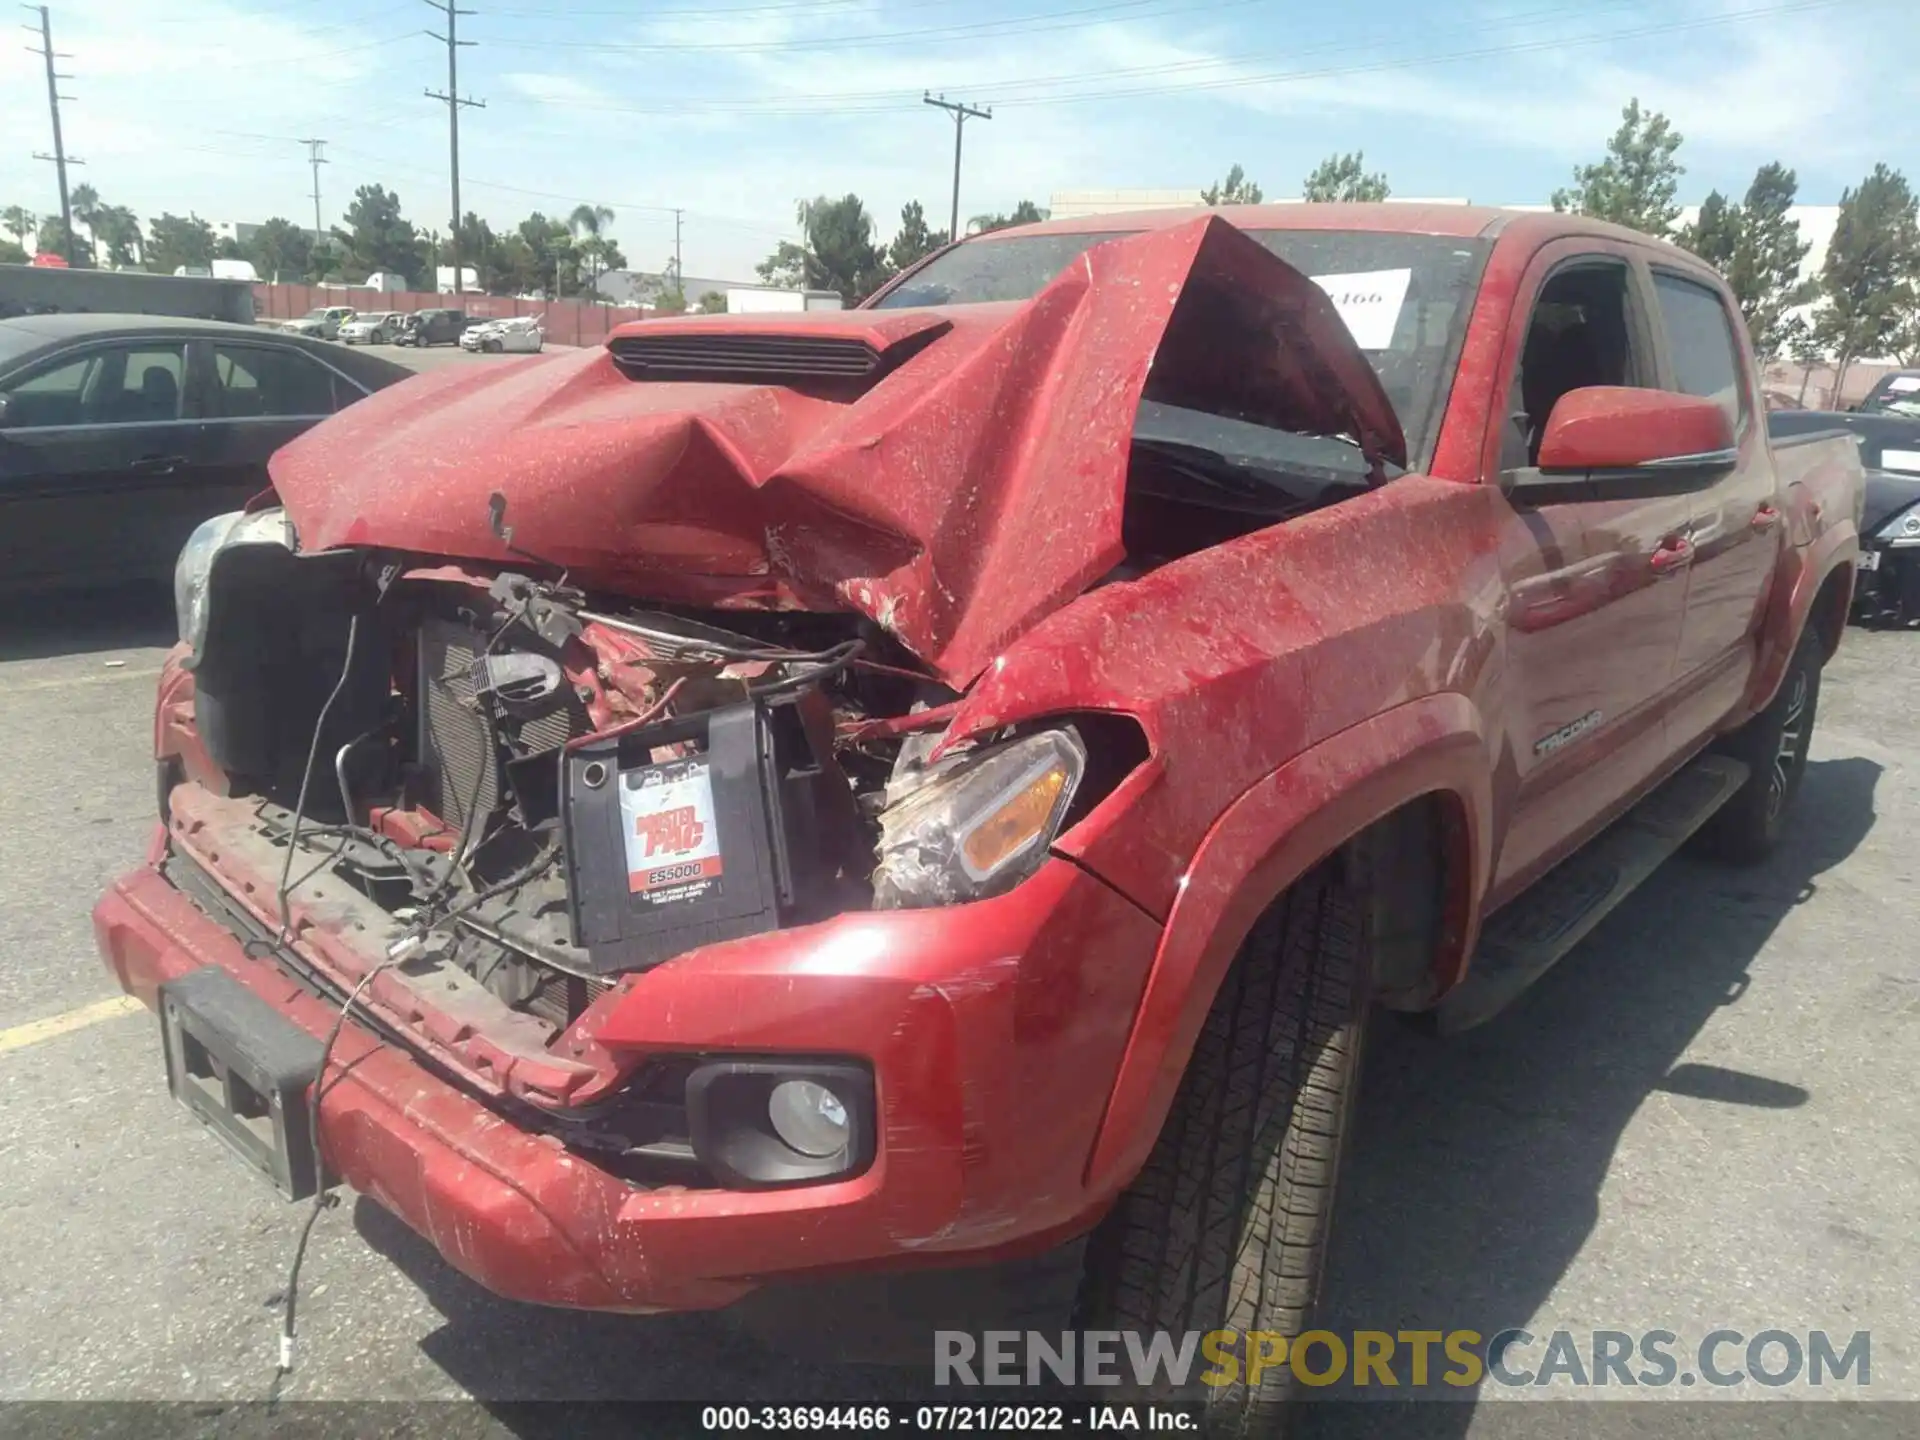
1436;754;1750;1034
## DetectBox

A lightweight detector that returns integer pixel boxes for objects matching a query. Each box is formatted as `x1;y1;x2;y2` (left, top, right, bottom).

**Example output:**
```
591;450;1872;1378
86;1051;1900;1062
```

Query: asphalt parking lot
1;589;1916;1435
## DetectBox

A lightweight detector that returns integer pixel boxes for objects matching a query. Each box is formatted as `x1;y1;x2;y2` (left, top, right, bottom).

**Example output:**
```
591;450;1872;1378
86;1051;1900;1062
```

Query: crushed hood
271;215;1405;685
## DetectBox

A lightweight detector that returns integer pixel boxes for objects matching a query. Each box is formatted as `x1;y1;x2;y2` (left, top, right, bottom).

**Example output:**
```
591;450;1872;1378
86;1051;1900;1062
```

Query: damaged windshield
873;227;1492;466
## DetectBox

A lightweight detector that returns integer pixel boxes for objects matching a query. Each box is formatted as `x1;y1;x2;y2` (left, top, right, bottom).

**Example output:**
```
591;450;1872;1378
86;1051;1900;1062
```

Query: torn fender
269;217;1403;686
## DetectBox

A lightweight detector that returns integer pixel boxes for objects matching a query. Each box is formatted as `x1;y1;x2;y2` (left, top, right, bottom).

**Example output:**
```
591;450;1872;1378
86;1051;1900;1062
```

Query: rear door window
107;346;187;423
1651;272;1747;432
210;343;340;418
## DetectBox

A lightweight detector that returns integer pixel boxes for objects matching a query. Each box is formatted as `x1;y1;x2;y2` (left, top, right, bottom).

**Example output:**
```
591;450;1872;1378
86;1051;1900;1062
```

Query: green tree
1302;152;1390;203
758;195;889;302
568;203;616;287
969;199;1047;236
1552;98;1684;237
886;200;948;272
245;217;313;283
1675;168;1813;363
1677;190;1739;269
0;237;27;265
1202;163;1265;206
1728;165;1815;363
335;185;421;285
1;205;35;249
1814;164;1920;399
69;183;100;253
1780;315;1826;405
145;212;216;274
695;290;727;314
91;204;142;268
514;213;579;297
37;215;94;266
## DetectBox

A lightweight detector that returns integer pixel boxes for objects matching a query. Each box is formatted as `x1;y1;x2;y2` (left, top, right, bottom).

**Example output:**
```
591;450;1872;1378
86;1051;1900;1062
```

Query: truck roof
991;202;1705;260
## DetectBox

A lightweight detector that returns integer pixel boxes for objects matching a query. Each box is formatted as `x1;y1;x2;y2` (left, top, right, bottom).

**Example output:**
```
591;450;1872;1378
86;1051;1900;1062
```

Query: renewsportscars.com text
934;1328;1871;1391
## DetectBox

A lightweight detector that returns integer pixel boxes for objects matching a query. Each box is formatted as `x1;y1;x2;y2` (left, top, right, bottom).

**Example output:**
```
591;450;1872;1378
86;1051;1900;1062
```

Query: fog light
685;1059;875;1188
768;1079;850;1157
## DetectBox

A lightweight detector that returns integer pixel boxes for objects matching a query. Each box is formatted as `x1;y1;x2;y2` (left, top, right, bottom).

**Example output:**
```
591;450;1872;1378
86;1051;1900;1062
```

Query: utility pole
672;207;683;294
299;138;328;247
25;5;82;265
923;92;990;243
423;0;483;295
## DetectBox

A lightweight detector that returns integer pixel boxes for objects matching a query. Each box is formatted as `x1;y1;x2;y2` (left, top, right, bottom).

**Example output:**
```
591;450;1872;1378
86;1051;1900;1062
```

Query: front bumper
94;842;1160;1312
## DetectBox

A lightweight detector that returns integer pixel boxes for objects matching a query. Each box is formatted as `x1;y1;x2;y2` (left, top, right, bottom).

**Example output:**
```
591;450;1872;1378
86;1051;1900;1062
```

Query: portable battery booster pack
560;692;853;974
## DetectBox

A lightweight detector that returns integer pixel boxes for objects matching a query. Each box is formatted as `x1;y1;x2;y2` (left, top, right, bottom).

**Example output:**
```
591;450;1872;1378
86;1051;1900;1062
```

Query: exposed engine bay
173;533;1108;1066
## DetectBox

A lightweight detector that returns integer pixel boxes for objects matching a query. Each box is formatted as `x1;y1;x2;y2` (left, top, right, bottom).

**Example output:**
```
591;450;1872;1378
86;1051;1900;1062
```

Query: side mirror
1514;386;1737;503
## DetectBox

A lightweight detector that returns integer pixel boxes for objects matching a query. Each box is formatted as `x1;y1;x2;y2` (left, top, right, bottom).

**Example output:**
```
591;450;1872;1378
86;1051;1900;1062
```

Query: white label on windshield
1311;268;1413;351
1888;376;1920;393
1881;448;1920;472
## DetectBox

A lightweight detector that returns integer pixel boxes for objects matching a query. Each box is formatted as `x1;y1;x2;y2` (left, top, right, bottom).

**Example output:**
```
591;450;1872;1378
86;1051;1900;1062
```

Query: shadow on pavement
1303;754;1881;1438
0;581;175;661
352;757;1879;1439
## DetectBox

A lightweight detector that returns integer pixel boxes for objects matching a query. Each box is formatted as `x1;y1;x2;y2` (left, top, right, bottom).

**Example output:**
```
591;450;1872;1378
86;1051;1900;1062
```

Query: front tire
1694;625;1823;864
1077;860;1371;1434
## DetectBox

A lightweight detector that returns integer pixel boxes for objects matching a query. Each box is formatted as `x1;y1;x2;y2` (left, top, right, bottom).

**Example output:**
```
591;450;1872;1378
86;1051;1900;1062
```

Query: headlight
872;727;1086;909
1880;506;1920;547
174;507;295;664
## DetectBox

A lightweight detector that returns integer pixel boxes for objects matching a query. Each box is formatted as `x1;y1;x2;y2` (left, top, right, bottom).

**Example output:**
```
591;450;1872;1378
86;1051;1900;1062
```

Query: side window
107;346;187;423
1503;261;1645;471
209;344;338;418
0;352;103;428
1652;272;1746;431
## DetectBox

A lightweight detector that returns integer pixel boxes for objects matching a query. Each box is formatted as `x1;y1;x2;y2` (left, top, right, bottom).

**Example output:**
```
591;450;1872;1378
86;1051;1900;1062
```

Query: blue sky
2;0;1914;281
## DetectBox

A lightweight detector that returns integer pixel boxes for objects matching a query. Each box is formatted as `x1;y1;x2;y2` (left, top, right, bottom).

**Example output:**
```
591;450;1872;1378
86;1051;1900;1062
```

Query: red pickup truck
95;204;1861;1423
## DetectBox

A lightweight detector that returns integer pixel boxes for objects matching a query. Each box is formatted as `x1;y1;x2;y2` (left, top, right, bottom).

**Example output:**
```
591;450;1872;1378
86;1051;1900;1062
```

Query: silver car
338;311;405;345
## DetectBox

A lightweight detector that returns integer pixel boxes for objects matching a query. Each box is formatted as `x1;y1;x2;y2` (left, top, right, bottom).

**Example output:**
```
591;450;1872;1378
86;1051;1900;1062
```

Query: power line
923;94;991;243
422;0;483;294
23;4;82;265
470;0;1867;117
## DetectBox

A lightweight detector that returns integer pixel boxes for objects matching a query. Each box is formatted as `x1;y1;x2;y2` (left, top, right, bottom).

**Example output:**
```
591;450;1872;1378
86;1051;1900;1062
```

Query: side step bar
1436;753;1750;1034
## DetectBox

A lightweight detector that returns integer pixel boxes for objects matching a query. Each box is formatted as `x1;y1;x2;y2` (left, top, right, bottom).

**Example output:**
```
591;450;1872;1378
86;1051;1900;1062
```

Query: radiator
418;619;500;831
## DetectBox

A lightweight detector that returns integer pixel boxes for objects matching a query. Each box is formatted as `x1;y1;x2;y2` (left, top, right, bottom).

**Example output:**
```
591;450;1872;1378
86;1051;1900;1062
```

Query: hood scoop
608;313;951;391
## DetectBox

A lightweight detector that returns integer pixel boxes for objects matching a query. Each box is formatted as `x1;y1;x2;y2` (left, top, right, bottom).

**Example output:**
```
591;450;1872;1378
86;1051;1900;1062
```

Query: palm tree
92;204;142;268
2;205;37;249
568;203;615;288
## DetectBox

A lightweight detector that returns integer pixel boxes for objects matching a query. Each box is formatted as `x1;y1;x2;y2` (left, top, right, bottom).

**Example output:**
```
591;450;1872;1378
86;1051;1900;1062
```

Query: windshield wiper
1130;437;1350;514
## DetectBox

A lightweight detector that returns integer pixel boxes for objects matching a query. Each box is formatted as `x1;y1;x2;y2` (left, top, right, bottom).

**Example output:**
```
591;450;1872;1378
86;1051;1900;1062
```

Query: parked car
1858;369;1920;419
337;311;405;346
97;206;1864;1433
394;308;469;347
1771;406;1920;624
280;306;355;340
0;313;409;592
459;314;544;353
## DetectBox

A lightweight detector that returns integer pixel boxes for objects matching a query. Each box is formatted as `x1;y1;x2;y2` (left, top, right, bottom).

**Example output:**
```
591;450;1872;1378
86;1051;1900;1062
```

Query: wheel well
1808;562;1853;661
1343;791;1473;1011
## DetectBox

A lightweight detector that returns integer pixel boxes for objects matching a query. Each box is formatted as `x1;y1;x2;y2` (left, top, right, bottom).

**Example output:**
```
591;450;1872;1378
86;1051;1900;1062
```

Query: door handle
1752;503;1783;531
130;455;186;475
1649;537;1694;575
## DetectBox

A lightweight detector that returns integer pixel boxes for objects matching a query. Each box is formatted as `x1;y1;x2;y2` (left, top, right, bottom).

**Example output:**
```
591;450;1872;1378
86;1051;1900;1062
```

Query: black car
394;308;471;347
1770;408;1920;624
0;314;409;592
1858;369;1920;420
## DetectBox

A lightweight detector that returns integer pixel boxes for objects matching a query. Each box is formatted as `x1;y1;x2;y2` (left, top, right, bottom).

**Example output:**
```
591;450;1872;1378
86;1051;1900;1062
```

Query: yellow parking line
0;995;145;1055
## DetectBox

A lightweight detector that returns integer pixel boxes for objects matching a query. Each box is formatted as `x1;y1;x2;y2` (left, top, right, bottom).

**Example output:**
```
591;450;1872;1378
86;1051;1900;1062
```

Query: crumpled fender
1080;694;1494;1196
